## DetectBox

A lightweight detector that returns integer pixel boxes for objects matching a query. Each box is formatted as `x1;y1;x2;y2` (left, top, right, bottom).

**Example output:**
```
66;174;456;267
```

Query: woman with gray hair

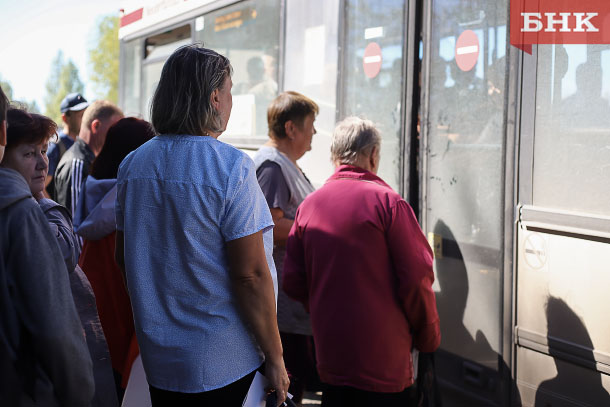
114;44;289;406
284;116;440;407
330;116;381;170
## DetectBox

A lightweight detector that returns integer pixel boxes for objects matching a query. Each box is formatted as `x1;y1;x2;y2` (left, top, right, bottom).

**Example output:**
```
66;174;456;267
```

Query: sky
0;0;124;109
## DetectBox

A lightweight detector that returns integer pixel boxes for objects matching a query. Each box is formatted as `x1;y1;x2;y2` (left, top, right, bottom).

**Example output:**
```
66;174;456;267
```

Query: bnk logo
510;0;610;53
521;13;599;33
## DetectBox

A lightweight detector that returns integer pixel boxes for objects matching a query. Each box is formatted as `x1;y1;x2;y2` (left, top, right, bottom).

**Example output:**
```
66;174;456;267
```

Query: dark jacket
39;198;119;407
54;138;95;216
0;167;94;406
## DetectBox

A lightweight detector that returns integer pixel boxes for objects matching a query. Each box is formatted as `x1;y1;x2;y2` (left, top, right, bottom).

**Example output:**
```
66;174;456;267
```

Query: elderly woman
283;117;440;407
0;94;94;406
114;45;289;406
1;107;117;406
252;91;319;404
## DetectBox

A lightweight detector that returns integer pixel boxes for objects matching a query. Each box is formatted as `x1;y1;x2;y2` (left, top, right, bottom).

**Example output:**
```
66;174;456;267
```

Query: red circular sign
363;42;382;79
455;30;479;72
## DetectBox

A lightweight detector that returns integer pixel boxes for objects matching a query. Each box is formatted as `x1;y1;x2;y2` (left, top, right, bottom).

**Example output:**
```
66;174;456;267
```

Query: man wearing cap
54;100;123;216
45;93;89;199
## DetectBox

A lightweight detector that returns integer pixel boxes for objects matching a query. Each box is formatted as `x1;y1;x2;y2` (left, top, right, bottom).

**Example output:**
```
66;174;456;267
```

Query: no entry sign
455;30;479;72
363;42;382;78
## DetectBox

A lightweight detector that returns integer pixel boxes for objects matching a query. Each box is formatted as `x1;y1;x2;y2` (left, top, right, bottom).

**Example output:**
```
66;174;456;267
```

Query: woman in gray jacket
2;106;117;407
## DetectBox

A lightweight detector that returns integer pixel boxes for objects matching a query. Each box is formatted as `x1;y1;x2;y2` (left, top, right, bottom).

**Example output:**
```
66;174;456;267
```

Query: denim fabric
116;135;276;392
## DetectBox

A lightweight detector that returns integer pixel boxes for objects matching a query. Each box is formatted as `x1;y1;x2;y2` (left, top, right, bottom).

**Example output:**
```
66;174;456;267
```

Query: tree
23;100;41;114
0;75;41;113
89;14;119;104
44;51;85;124
0;76;14;100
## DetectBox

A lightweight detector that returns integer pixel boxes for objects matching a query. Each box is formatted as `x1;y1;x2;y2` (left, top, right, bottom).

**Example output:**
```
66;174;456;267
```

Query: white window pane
284;0;340;188
533;45;610;215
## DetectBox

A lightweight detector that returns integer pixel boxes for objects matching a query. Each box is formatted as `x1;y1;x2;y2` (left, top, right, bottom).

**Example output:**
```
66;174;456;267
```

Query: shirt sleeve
256;160;291;214
221;155;274;242
46;143;60;177
8;202;94;405
387;199;441;353
282;207;309;310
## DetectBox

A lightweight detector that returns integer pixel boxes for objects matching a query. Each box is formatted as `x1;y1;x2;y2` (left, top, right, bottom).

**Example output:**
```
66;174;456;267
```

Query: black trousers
149;369;256;407
321;383;416;407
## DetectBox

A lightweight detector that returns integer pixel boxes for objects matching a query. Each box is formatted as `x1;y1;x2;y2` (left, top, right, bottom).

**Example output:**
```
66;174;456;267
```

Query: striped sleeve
70;159;84;217
70;159;85;248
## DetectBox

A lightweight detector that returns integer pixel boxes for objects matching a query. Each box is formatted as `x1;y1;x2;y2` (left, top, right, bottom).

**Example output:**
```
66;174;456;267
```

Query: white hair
330;116;381;165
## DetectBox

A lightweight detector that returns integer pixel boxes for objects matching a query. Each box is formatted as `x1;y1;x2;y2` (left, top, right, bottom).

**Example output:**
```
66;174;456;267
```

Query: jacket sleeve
8;202;94;406
70;159;87;217
40;199;80;273
387;200;441;353
282;210;309;310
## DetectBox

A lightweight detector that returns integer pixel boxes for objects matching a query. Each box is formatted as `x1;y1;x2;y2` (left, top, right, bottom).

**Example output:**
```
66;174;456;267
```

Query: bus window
284;0;340;188
145;25;191;59
533;44;610;216
425;0;509;374
341;0;406;192
196;0;281;146
121;39;142;117
141;25;192;119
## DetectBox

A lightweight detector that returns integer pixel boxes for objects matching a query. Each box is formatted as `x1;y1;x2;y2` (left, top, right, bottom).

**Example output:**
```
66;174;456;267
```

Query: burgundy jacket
283;165;440;392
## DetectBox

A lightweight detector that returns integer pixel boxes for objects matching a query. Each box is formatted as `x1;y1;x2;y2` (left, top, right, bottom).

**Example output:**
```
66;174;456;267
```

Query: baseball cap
60;93;89;113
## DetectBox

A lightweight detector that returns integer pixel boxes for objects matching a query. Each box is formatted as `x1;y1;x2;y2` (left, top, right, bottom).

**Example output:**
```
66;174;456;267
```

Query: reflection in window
426;0;509;368
533;44;610;215
284;0;339;188
196;0;280;146
342;0;405;191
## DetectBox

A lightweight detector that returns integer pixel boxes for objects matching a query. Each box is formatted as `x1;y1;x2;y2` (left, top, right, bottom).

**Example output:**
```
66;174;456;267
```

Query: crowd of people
0;44;440;407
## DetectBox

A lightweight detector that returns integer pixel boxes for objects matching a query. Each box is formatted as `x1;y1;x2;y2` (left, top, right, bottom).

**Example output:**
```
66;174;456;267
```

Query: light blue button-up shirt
116;134;277;392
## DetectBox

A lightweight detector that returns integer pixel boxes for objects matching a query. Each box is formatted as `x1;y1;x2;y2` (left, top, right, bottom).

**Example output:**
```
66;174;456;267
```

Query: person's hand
265;358;290;406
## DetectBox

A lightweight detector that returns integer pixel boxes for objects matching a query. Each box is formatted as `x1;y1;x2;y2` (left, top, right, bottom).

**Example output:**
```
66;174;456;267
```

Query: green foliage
44;51;85;124
0;77;14;100
89;14;119;103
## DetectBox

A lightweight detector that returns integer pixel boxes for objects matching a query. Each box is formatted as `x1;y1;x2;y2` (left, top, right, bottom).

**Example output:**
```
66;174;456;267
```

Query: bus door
515;43;610;406
420;0;514;405
337;0;413;196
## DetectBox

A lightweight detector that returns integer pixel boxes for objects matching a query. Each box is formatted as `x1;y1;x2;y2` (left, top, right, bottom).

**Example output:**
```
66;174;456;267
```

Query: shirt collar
76;137;95;158
328;164;392;190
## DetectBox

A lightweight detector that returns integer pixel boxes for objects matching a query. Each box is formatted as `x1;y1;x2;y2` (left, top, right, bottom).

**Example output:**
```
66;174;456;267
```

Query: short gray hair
331;116;381;165
151;44;232;137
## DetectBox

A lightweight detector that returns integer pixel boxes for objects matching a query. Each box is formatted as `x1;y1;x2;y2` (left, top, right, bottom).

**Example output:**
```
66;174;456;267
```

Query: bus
118;1;610;405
